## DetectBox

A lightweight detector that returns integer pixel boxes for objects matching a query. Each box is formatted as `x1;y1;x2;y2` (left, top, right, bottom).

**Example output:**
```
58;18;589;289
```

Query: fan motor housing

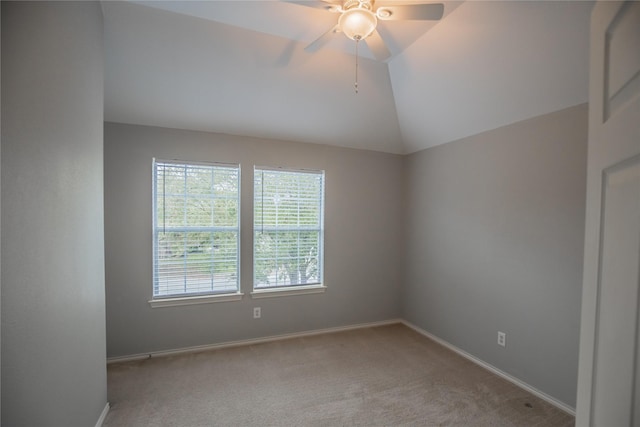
343;0;373;12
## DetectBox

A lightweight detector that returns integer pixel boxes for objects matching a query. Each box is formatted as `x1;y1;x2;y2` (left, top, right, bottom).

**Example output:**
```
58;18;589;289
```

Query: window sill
250;285;326;299
149;292;244;308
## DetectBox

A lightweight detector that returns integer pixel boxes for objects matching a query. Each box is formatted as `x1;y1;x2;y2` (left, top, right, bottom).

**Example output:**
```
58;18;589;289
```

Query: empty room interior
3;0;637;426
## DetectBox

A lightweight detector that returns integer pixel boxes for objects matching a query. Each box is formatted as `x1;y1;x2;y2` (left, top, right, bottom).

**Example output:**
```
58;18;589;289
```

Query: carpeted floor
105;324;574;426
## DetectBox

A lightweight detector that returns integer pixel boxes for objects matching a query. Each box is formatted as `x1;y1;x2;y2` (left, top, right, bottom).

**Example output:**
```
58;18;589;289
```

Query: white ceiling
103;1;593;154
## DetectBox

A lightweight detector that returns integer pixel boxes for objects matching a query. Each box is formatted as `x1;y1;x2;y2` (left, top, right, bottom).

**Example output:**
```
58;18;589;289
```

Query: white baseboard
400;320;576;416
107;319;402;364
95;402;110;427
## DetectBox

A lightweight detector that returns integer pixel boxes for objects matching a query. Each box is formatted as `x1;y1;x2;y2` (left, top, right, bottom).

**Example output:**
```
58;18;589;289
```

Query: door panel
591;156;640;425
576;1;640;425
605;2;640;121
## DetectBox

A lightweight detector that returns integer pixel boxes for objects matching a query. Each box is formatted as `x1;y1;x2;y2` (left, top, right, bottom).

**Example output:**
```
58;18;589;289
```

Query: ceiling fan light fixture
338;7;377;41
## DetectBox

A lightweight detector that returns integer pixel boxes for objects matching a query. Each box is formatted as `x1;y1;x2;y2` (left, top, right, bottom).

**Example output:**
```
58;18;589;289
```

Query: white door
576;1;640;426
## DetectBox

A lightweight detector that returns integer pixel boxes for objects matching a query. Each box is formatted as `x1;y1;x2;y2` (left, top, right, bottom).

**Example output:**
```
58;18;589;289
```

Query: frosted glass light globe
338;8;377;40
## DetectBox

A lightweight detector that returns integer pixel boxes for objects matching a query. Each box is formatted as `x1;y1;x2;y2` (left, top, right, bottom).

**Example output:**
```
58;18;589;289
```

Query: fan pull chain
355;38;359;94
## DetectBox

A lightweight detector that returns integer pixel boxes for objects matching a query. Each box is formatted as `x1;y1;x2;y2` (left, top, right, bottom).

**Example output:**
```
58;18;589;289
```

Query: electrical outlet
253;307;261;319
497;331;506;347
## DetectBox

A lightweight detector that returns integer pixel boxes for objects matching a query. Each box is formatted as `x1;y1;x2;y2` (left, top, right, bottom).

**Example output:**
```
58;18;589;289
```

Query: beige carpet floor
105;324;574;426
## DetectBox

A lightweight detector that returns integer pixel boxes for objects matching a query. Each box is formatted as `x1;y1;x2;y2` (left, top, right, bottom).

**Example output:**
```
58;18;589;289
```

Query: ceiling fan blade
286;0;342;12
305;25;340;53
376;3;444;21
364;29;391;61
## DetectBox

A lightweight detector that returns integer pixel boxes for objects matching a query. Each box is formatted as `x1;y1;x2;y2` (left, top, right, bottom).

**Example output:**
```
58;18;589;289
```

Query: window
152;160;240;303
253;167;325;292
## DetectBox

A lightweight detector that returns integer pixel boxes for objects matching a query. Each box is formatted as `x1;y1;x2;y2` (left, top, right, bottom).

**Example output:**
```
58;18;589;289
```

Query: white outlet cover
497;332;506;347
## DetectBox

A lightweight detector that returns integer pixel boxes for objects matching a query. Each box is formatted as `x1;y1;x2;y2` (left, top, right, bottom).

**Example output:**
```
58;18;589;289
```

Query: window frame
149;159;243;308
251;166;326;298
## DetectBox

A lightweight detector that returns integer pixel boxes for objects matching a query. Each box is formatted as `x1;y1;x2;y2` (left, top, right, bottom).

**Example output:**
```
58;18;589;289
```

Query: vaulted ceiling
102;1;593;154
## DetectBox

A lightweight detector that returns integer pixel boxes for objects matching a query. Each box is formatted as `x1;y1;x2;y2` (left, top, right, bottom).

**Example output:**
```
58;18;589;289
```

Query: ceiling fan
294;0;445;61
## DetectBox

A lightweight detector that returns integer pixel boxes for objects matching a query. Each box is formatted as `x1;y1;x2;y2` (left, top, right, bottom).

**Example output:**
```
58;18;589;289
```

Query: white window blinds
254;167;325;289
153;160;240;298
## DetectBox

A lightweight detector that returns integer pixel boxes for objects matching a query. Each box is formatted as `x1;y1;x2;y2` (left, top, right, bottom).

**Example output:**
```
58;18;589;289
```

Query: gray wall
403;104;587;407
1;2;107;425
104;123;403;358
1;3;3;421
